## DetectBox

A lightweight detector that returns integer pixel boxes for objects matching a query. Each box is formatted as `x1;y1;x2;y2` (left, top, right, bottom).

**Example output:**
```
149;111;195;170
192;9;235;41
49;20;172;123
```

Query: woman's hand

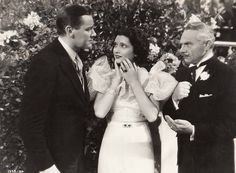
110;60;122;89
120;59;139;86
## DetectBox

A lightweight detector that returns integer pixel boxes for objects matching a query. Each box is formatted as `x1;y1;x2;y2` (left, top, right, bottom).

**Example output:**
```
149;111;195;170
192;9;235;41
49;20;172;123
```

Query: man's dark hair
115;27;149;67
56;4;91;35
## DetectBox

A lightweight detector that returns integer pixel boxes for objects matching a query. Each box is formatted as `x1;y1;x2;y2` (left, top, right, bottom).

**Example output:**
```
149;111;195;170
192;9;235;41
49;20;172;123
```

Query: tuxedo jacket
19;39;91;173
163;57;236;173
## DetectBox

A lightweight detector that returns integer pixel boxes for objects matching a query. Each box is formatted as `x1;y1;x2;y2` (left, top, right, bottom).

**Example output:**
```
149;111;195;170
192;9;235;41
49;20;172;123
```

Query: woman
88;28;177;173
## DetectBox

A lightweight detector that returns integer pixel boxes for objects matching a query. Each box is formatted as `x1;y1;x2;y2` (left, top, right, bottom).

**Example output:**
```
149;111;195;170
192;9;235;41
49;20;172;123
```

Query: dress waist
110;107;146;122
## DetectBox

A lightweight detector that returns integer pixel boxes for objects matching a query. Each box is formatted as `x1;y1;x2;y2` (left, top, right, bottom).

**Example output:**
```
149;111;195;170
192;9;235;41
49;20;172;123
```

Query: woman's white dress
88;57;177;173
159;114;178;173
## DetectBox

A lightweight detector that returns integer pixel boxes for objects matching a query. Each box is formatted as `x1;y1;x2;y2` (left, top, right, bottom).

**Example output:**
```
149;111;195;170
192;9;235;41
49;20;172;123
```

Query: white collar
58;37;78;61
58;37;83;70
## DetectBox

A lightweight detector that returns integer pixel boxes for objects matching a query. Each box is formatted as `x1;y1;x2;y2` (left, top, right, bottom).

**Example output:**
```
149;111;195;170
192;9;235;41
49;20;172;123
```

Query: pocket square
199;94;213;98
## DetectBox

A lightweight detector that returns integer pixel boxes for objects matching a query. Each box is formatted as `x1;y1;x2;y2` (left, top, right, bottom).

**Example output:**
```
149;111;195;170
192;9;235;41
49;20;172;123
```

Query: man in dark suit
19;5;96;173
163;21;236;173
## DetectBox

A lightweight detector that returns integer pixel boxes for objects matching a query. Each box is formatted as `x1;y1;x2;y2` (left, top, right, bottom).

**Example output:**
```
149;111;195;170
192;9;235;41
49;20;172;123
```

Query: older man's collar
189;49;214;68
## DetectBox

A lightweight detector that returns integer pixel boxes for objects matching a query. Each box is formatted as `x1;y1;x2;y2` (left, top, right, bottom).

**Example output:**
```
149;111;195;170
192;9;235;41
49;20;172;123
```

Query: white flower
149;43;160;55
0;30;18;46
160;53;180;74
22;11;44;30
199;71;210;81
188;14;202;24
176;0;185;7
0;52;6;61
0;34;5;46
217;56;227;64
200;0;211;14
210;18;219;29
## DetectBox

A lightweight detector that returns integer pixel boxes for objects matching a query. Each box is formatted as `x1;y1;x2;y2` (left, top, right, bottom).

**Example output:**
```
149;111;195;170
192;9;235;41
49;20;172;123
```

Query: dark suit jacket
163;56;236;173
19;39;91;173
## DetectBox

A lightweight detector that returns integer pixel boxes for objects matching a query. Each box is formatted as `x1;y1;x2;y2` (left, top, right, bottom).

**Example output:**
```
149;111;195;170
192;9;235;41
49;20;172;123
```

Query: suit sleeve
162;97;178;119
194;70;236;142
19;55;57;171
162;69;183;119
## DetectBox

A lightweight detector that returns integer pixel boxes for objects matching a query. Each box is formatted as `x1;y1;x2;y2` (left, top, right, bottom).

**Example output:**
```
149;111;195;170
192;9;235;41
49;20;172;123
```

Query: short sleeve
145;61;178;101
87;56;114;94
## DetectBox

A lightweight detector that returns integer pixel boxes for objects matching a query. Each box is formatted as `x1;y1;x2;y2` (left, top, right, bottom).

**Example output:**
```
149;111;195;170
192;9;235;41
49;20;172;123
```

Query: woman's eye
120;43;127;48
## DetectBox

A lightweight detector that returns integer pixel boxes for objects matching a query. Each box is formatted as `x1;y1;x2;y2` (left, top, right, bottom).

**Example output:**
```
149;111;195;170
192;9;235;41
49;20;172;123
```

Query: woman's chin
114;58;123;63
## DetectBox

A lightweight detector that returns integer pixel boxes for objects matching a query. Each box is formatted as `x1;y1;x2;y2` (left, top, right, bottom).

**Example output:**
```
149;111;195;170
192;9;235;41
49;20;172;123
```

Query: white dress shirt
58;37;84;90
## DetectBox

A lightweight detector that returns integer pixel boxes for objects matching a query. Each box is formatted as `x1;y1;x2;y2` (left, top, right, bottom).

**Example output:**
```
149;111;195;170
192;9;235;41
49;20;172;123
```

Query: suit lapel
52;39;87;104
179;56;218;113
194;57;216;84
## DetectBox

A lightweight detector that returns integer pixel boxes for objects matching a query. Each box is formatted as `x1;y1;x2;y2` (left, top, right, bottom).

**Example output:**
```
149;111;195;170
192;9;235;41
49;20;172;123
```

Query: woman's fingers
120;62;127;72
133;62;138;71
121;59;135;72
114;60;119;70
125;59;134;69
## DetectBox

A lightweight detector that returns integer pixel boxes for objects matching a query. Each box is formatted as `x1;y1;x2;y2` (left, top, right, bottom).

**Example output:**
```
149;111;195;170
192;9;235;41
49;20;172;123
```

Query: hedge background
0;0;235;173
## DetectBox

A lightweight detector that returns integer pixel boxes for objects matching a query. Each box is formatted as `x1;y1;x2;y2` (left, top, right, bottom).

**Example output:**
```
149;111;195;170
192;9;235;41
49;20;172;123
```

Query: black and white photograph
0;0;236;173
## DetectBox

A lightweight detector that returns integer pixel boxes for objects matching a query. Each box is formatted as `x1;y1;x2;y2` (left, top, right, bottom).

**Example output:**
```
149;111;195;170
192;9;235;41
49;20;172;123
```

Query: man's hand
172;81;192;102
40;165;60;173
165;115;194;134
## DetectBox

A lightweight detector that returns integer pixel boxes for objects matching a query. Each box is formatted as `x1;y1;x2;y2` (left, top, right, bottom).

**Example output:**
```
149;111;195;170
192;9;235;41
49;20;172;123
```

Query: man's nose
91;29;96;37
179;45;186;54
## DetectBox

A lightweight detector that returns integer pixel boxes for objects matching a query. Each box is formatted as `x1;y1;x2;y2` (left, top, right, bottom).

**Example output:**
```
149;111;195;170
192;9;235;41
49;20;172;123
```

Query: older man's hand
165;115;194;134
172;81;192;102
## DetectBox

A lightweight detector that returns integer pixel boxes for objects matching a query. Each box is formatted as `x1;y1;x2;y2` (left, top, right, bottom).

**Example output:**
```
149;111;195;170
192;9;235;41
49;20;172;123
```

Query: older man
163;22;236;173
19;5;96;173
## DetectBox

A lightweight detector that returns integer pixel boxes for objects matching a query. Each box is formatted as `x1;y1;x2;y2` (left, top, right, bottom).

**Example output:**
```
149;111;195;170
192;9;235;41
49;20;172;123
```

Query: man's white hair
185;22;215;47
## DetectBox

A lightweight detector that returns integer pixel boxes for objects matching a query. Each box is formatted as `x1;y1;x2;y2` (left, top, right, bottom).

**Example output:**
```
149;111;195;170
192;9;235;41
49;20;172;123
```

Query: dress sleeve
87;56;114;94
145;61;178;101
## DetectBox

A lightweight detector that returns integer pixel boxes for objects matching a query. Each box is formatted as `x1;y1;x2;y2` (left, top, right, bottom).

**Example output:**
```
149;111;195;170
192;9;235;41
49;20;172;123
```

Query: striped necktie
74;55;84;90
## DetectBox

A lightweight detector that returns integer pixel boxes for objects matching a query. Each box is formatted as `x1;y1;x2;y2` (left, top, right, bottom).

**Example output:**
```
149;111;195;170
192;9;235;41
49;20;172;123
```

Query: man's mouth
88;39;96;44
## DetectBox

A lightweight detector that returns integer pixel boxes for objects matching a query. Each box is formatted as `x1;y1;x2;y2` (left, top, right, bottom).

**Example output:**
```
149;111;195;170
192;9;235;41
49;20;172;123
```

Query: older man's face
179;30;207;66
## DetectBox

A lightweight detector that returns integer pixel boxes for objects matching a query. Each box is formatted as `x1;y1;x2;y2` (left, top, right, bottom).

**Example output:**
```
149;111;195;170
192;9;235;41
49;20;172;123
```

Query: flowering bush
159;53;180;74
22;11;44;30
1;0;233;172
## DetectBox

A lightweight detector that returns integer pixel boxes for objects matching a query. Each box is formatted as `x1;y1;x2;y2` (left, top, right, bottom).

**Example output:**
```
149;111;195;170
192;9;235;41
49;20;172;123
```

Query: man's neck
190;49;214;67
198;49;214;65
59;36;75;51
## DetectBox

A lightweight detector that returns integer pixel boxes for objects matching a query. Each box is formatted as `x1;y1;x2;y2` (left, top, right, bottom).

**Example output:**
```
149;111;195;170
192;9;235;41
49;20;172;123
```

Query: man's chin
183;59;191;66
82;43;93;51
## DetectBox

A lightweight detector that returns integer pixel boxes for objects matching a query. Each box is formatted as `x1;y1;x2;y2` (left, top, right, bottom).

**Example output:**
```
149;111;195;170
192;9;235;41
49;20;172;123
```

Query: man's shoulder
30;39;60;65
208;57;236;86
211;57;233;75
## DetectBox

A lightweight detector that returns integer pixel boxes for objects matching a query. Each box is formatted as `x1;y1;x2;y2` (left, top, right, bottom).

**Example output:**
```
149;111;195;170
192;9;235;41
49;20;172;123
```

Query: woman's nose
113;46;120;54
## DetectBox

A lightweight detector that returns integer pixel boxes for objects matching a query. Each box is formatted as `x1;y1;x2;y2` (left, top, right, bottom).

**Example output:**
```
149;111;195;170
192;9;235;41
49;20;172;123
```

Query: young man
19;4;96;173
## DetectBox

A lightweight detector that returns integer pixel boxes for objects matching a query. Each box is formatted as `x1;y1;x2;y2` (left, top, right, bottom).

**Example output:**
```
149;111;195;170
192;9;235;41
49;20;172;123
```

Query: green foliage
1;0;185;172
0;0;219;172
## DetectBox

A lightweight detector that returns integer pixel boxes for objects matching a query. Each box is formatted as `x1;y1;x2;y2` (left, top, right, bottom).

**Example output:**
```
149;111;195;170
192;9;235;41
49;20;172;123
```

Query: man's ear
204;40;213;50
64;25;74;38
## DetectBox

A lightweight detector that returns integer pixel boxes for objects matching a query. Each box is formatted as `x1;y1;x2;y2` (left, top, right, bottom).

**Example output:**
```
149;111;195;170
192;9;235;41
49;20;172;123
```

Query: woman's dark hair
56;4;91;35
115;27;149;66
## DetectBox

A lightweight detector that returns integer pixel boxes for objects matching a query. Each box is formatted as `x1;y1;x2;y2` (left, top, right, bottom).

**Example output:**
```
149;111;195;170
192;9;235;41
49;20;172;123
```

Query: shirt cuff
172;97;179;110
190;125;195;141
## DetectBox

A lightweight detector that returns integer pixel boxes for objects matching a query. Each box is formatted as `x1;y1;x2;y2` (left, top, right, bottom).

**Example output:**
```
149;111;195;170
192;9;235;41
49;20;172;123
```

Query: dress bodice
88;56;177;122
